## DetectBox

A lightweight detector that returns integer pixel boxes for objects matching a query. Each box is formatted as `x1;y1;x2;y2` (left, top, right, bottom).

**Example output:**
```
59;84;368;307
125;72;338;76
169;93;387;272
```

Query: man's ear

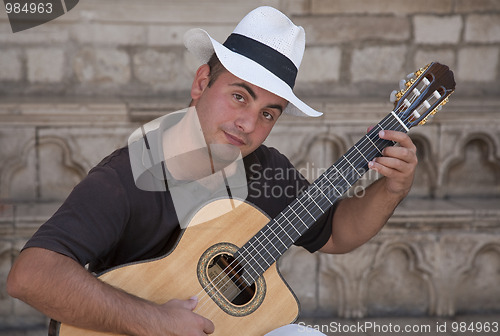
191;64;211;102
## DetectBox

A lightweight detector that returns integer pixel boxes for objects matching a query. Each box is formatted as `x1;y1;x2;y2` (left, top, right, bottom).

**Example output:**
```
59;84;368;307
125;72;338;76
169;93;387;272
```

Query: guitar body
56;199;299;336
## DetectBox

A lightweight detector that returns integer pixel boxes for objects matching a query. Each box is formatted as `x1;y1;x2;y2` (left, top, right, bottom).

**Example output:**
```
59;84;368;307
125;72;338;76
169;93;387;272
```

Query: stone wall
1;0;499;99
1;0;499;332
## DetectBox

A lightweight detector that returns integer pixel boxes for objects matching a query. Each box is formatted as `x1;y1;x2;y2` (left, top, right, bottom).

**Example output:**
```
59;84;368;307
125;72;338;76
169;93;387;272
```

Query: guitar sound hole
207;254;256;306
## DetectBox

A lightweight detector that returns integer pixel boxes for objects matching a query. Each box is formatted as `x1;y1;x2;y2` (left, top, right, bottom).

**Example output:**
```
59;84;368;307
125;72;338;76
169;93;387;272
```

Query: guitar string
244;80;437;270
193;88;426;317
193;89;426;318
194;129;406;318
194;84;434;317
254;81;438;264
193;116;402;318
193;136;392;317
213;81;446;316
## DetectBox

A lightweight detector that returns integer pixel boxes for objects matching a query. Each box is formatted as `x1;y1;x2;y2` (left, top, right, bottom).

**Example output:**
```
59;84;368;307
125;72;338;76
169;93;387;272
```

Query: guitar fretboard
235;112;408;286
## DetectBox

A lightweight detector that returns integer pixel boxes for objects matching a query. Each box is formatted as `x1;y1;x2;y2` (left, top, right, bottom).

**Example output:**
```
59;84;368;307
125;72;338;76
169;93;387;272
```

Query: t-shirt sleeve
23;156;130;267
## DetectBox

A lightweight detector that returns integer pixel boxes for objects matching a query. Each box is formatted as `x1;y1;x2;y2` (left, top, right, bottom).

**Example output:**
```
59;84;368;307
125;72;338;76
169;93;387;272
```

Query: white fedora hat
184;6;322;117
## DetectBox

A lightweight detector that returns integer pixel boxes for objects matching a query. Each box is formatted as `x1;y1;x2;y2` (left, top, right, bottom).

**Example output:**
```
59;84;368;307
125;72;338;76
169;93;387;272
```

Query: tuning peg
414;64;430;78
390;64;432;104
391;73;416;103
430;105;442;116
399;79;407;91
390;90;399;103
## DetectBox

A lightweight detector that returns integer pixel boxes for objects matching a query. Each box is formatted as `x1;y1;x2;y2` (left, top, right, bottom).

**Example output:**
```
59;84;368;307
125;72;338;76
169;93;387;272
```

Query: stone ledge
0;97;498;125
389;198;500;231
3;198;499;238
0;97;132;126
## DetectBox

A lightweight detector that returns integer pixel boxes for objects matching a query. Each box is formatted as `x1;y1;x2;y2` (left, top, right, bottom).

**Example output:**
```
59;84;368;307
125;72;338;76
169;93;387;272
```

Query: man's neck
161;107;240;183
162;107;213;181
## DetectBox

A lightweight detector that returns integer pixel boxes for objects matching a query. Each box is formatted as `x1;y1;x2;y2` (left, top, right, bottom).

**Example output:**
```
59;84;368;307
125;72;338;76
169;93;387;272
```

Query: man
7;6;417;336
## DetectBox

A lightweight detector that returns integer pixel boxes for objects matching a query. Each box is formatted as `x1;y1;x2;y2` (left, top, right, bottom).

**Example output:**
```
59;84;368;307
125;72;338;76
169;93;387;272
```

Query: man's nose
234;109;258;133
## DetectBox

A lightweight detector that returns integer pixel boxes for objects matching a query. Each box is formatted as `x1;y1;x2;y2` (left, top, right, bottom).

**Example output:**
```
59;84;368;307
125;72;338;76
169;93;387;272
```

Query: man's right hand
7;248;215;336
157;297;215;336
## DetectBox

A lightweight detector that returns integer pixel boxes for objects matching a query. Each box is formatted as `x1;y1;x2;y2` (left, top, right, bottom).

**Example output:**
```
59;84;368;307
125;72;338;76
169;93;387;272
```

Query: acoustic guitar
50;62;455;335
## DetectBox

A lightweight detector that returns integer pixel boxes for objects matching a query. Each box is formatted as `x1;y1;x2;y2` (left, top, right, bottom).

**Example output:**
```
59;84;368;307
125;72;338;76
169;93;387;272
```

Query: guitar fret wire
247;201;322;266
239;245;264;275
289;206;309;229
259;225;283;255
296;198;315;220
262;231;287;259
365;134;382;154
195;98;421;316
264;219;289;249
313;184;333;205
305;187;327;210
333;166;352;187
260;219;294;259
278;212;301;238
253;229;281;258
354;144;369;163
274;214;298;240
323;173;342;196
249;238;272;267
260;215;295;248
344;154;362;177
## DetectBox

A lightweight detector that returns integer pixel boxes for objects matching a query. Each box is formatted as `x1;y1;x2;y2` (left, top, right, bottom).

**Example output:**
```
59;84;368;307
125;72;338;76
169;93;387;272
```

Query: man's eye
233;94;245;102
263;111;274;121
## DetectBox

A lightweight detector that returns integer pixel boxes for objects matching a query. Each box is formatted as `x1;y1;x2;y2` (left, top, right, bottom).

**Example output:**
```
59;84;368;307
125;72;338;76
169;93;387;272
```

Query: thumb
186;295;199;310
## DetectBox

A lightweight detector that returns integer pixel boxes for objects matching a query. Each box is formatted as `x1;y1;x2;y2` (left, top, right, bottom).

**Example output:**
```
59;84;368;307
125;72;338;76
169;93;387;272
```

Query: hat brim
184;28;322;118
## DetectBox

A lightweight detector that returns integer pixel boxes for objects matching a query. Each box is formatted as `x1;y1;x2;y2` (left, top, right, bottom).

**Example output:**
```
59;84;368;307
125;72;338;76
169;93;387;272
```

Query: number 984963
5;2;53;14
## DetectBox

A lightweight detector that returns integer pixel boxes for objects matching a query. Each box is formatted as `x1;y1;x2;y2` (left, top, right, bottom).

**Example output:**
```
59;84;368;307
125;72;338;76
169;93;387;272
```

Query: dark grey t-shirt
24;145;335;274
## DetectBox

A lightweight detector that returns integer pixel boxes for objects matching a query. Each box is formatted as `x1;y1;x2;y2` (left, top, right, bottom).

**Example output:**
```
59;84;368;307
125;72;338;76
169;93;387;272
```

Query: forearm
321;177;405;254
320;130;417;254
7;248;158;336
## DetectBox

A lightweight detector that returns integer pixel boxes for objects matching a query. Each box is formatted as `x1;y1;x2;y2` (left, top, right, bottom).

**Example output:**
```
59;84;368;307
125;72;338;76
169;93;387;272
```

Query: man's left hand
368;129;418;197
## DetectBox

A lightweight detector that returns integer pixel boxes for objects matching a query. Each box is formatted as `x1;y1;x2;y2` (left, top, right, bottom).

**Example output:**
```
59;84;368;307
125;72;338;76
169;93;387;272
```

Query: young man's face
191;64;287;158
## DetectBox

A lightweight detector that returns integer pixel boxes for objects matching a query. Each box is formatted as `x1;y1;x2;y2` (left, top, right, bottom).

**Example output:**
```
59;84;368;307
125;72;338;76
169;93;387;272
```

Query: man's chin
209;143;242;163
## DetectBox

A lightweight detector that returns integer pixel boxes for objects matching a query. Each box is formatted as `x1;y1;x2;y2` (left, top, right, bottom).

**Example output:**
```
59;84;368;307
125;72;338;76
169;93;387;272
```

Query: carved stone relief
364;241;434;317
409;135;437;197
454;243;500;314
0;242;12;315
438;126;500;198
444;137;500;197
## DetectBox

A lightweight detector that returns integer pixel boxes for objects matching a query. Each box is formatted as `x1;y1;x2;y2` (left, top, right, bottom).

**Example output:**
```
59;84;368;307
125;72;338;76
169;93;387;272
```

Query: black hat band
223;33;298;89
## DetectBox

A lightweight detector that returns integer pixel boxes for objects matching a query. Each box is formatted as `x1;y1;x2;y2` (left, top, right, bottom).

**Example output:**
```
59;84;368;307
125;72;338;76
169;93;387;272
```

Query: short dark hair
189;53;227;107
206;53;227;87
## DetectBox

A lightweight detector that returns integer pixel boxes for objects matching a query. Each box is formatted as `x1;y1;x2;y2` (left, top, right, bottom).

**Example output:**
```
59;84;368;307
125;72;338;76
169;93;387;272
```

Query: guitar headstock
393;62;455;128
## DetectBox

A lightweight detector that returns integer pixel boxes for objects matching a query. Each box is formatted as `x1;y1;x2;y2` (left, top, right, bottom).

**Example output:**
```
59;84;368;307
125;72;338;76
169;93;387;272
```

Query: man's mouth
224;131;246;146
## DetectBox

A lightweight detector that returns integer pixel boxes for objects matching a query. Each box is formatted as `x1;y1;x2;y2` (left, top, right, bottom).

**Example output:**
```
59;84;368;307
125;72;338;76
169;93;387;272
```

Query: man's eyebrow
267;104;283;114
230;82;256;100
229;82;284;113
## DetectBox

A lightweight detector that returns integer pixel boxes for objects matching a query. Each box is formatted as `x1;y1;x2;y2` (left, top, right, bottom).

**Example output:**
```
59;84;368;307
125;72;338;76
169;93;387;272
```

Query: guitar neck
236;111;408;286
